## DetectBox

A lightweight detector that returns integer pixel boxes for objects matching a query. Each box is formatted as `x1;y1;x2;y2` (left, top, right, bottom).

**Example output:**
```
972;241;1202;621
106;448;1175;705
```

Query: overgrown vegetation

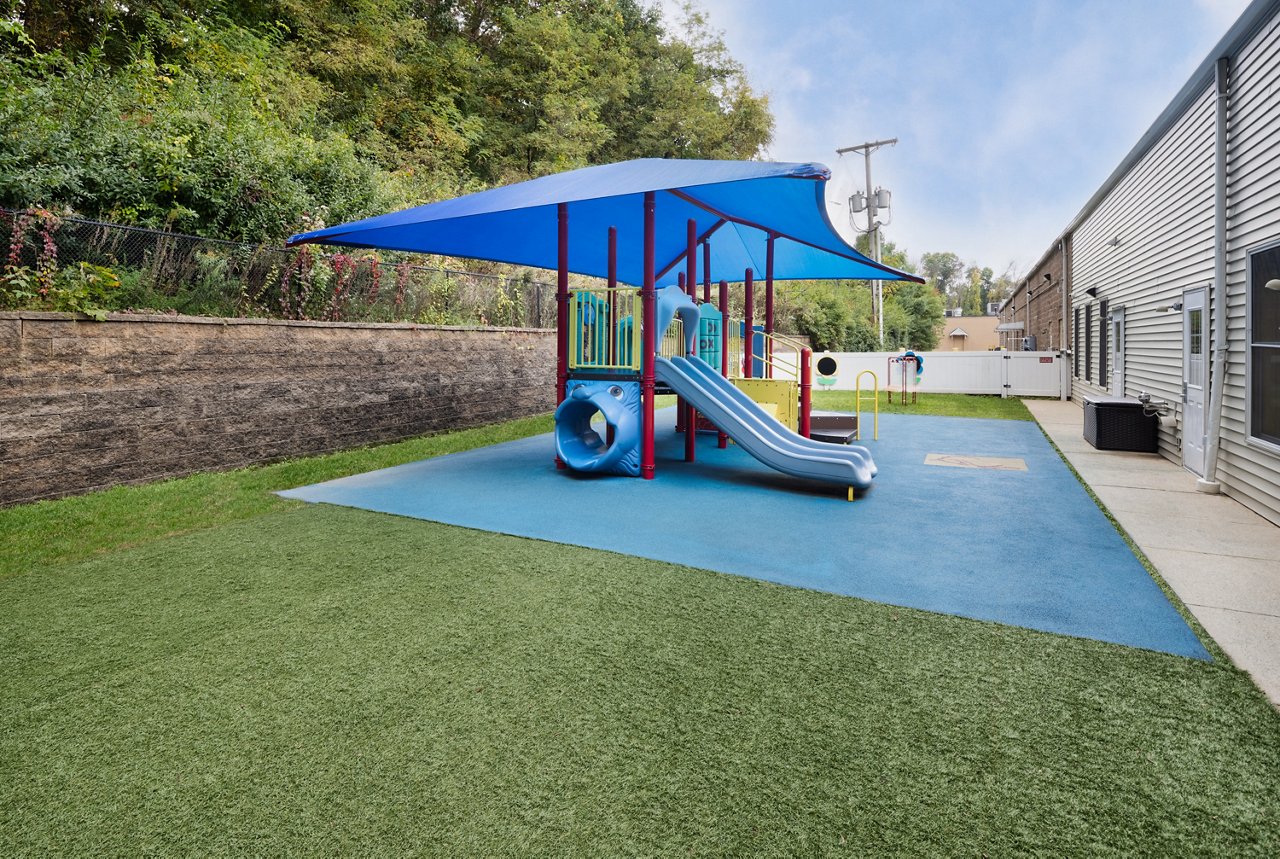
0;207;559;324
0;1;771;242
779;240;1022;353
0;3;1016;345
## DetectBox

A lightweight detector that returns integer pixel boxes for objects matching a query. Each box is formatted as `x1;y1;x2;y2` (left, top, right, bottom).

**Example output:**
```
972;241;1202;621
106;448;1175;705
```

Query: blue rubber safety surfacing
280;411;1210;660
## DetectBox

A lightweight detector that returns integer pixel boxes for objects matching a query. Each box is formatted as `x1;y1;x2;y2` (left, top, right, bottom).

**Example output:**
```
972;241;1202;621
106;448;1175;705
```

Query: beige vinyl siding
1071;86;1217;462
1222;11;1280;525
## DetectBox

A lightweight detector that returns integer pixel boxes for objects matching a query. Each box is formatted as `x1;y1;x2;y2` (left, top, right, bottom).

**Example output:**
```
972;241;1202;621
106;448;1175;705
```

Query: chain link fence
1;207;559;327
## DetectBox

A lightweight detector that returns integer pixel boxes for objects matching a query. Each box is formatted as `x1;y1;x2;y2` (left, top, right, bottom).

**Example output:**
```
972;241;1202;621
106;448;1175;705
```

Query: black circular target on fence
816;356;838;377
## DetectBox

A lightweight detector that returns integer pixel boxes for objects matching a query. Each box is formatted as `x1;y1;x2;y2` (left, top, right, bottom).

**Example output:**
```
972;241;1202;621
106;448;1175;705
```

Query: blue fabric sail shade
287;159;923;286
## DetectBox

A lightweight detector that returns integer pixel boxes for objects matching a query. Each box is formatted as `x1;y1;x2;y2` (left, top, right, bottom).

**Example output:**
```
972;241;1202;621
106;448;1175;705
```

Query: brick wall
999;240;1069;351
0;312;555;506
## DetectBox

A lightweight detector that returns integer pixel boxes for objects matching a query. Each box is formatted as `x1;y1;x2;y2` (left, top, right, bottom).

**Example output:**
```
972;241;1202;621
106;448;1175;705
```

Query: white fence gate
810;351;1063;398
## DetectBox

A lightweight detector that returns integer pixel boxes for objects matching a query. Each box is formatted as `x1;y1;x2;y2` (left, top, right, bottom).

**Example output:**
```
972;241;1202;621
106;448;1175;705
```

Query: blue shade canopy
287;158;922;286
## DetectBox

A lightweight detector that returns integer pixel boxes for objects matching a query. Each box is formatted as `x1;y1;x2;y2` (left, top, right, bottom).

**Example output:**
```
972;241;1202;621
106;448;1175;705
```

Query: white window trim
1246;435;1280;458
1246;238;1280;452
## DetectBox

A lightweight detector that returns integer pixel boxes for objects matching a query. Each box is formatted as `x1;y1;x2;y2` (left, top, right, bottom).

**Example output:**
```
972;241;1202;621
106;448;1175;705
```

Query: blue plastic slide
676;354;876;478
656;355;877;490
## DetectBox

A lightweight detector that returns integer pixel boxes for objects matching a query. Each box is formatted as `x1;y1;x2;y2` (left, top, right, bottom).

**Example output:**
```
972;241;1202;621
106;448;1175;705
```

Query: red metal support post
718;278;729;449
743;268;754;379
686;219;698;300
675;268;685;431
556;203;569;404
684;218;698;461
800;347;812;439
765;232;775;379
684;400;697;460
555;202;569;469
641;192;657;480
607;225;617;366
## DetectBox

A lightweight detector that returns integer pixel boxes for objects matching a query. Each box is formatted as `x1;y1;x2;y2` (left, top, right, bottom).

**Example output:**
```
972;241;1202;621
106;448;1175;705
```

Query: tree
887;281;944;351
792;291;853;352
0;0;777;240
959;266;983;316
788;282;880;352
595;0;772;163
977;266;995;313
987;262;1019;309
920;251;963;301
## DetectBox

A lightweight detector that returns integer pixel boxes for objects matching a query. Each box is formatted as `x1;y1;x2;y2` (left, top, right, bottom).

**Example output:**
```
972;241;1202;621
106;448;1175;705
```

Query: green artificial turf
1;399;681;581
3;394;1278;853
0;414;553;580
812;390;1034;420
3;504;1278;855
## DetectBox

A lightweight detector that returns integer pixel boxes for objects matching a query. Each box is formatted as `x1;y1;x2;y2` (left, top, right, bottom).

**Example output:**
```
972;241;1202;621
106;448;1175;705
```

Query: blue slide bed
656;355;876;490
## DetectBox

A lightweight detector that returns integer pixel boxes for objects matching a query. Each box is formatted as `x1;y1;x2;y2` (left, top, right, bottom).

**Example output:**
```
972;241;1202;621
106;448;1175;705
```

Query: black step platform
809;412;859;445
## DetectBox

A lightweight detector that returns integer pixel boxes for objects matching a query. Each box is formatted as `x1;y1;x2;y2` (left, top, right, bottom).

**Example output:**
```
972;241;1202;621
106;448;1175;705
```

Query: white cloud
649;0;1258;274
1194;0;1255;31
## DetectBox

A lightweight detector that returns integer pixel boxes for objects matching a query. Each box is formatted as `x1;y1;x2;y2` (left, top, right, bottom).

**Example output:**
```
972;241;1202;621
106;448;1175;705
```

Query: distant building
933;316;1000;351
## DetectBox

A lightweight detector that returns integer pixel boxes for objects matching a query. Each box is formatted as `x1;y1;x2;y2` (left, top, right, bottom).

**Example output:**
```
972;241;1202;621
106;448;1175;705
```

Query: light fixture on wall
1265;278;1280;291
1157;301;1183;312
1105;236;1122;248
1084;286;1099;299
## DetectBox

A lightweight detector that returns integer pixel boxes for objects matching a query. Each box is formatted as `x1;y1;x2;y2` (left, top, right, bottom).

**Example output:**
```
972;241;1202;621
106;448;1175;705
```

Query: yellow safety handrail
726;318;743;377
756;330;802;380
567;285;642;371
855;370;879;441
741;329;807;381
659;318;686;360
764;330;810;353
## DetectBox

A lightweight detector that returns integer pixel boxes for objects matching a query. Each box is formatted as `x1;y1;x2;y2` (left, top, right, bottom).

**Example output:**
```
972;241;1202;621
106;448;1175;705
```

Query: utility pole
837;137;897;345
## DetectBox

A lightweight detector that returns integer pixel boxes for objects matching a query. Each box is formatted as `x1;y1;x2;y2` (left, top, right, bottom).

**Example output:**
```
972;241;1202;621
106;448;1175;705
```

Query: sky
656;0;1254;277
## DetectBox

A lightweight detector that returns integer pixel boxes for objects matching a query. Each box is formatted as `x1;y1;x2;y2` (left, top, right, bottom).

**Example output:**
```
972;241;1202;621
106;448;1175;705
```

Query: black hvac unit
1082;395;1159;452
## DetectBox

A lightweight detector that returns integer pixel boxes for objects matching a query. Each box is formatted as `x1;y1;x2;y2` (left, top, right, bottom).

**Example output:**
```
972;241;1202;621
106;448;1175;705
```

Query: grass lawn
3;401;1279;854
812;389;1035;421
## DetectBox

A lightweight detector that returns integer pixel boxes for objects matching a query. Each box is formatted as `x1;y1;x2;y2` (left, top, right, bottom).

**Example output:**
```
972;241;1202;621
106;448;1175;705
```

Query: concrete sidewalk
1025;399;1280;705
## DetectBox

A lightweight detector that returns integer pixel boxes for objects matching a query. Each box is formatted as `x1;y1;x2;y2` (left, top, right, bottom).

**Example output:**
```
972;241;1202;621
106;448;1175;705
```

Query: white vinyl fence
808;351;1064;398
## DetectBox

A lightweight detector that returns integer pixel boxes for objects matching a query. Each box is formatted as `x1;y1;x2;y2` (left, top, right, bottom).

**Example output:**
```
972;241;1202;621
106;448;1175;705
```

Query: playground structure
887;353;922;404
554;281;876;494
287;158;922;497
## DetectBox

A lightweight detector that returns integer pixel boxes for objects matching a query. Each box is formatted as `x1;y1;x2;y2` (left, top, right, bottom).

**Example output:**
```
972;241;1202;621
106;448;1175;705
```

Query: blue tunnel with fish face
554;380;642;477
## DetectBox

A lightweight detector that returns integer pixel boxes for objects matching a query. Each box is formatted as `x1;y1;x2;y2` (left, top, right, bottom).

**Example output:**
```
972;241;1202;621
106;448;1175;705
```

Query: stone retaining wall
0;312;555;506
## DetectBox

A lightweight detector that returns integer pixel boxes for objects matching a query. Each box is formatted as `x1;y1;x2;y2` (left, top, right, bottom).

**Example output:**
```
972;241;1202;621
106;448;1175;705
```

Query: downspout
1198;56;1231;494
1060;237;1069;401
1025;279;1031;342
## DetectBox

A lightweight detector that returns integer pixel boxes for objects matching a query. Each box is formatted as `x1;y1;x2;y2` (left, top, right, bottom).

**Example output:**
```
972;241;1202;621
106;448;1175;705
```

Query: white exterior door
1110;307;1125;396
1182;287;1208;474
